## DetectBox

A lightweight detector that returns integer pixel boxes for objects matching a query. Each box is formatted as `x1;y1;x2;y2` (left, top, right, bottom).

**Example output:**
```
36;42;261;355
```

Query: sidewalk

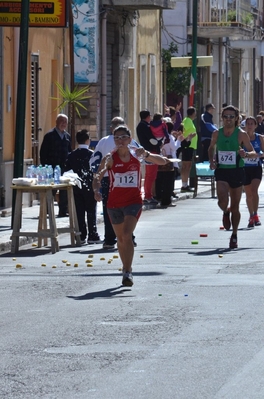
0;178;214;253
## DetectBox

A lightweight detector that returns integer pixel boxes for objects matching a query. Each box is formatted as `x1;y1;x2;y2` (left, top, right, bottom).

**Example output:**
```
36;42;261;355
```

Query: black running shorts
215;167;245;188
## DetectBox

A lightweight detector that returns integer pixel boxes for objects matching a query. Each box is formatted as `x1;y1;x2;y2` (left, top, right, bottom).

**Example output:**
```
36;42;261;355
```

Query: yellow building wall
2;27;69;161
2;26;70;208
137;10;160;59
136;10;162;116
27;27;69;146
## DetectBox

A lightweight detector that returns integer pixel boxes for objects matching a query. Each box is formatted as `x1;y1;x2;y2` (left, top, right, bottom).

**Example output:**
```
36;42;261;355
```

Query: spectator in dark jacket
65;129;102;245
200;103;217;161
40;113;72;217
136;110;161;153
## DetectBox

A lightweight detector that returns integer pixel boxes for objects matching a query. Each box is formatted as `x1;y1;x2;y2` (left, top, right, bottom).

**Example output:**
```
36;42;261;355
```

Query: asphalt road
1;188;264;399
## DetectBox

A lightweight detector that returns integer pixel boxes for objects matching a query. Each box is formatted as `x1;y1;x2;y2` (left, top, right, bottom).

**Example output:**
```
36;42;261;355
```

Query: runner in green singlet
208;105;256;249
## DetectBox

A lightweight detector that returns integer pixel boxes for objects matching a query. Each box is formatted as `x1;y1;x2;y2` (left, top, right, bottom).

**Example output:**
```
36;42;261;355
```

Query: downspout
218;38;223;121
261;56;264;110
206;40;211;103
14;27;20;118
225;38;229;105
101;11;107;138
252;48;257;116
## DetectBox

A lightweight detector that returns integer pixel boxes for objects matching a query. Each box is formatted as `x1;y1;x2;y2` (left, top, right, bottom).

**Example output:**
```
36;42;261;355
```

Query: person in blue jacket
200;103;217;161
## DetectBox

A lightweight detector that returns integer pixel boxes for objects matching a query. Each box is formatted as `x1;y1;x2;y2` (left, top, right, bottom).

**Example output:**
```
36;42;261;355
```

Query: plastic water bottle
49;165;54;184
45;165;53;184
37;165;45;185
26;166;33;178
54;165;61;184
31;165;37;179
128;144;144;162
42;165;48;185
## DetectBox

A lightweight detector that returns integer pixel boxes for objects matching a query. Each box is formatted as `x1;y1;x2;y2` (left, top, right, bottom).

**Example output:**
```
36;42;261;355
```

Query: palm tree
51;81;91;145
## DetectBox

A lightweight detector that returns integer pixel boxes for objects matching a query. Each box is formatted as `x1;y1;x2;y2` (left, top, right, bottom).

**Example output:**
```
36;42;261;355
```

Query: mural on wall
72;0;99;83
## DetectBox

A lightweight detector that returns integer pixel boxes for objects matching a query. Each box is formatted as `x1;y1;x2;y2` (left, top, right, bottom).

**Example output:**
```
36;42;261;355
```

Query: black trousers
201;139;211;162
52;188;68;216
101;177;117;245
73;186;97;241
156;170;175;206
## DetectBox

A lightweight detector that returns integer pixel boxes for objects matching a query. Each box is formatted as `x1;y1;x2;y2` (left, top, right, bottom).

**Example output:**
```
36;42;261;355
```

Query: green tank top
216;127;244;169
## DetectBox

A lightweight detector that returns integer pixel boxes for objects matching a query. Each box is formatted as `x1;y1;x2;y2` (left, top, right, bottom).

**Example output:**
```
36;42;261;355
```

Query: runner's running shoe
122;272;133;287
247;216;255;229
254;214;261;226
222;209;231;230
229;234;238;249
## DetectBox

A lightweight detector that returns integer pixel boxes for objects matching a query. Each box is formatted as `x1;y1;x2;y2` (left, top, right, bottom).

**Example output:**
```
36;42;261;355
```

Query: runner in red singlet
93;125;170;287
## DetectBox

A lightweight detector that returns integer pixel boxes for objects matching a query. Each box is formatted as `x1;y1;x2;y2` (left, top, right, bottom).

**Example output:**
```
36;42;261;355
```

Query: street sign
171;56;213;68
0;0;67;27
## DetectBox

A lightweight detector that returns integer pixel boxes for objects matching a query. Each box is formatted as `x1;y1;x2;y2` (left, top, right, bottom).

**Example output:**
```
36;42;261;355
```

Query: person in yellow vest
208;105;256;249
180;107;197;192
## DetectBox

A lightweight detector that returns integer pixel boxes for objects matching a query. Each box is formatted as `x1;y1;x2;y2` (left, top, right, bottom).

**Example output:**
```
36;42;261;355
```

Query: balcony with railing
102;0;176;10
187;0;263;40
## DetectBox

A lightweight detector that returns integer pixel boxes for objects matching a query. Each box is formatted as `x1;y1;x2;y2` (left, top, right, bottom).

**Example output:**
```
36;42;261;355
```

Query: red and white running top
107;152;142;208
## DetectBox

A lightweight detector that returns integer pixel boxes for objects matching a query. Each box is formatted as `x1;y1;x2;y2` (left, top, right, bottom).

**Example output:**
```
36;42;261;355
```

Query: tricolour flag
189;69;195;107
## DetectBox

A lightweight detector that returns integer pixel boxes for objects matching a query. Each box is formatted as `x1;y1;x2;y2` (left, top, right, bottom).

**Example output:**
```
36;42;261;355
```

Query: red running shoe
229;234;238;249
222;209;231;230
254;214;261;226
247;216;255;229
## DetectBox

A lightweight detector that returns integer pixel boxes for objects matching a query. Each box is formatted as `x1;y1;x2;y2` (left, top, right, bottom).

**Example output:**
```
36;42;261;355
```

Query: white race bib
244;157;258;166
218;151;236;165
114;171;138;188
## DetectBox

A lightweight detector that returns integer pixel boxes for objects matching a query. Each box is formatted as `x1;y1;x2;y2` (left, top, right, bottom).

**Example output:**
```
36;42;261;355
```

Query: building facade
0;0;176;209
162;0;264;127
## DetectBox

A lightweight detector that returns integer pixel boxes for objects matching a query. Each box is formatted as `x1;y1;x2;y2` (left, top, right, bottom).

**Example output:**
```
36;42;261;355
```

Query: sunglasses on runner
223;114;235;119
114;135;130;140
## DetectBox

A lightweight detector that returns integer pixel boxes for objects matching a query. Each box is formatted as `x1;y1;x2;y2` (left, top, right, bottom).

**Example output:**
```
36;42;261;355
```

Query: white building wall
162;0;188;56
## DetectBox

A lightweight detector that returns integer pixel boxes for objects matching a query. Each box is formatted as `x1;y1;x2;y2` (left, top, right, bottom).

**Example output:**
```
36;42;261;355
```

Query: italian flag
189;67;195;107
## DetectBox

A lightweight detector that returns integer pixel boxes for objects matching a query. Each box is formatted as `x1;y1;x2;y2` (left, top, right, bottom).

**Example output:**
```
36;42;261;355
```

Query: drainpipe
261;56;264;110
101;11;107;138
253;48;256;115
14;27;20;117
218;38;223;121
206;41;211;103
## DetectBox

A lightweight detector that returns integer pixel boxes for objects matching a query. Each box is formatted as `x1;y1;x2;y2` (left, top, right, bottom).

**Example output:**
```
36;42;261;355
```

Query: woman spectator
155;117;178;206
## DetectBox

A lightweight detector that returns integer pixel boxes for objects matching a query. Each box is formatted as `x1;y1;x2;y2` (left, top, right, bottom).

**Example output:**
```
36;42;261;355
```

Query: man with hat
200;103;217;161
